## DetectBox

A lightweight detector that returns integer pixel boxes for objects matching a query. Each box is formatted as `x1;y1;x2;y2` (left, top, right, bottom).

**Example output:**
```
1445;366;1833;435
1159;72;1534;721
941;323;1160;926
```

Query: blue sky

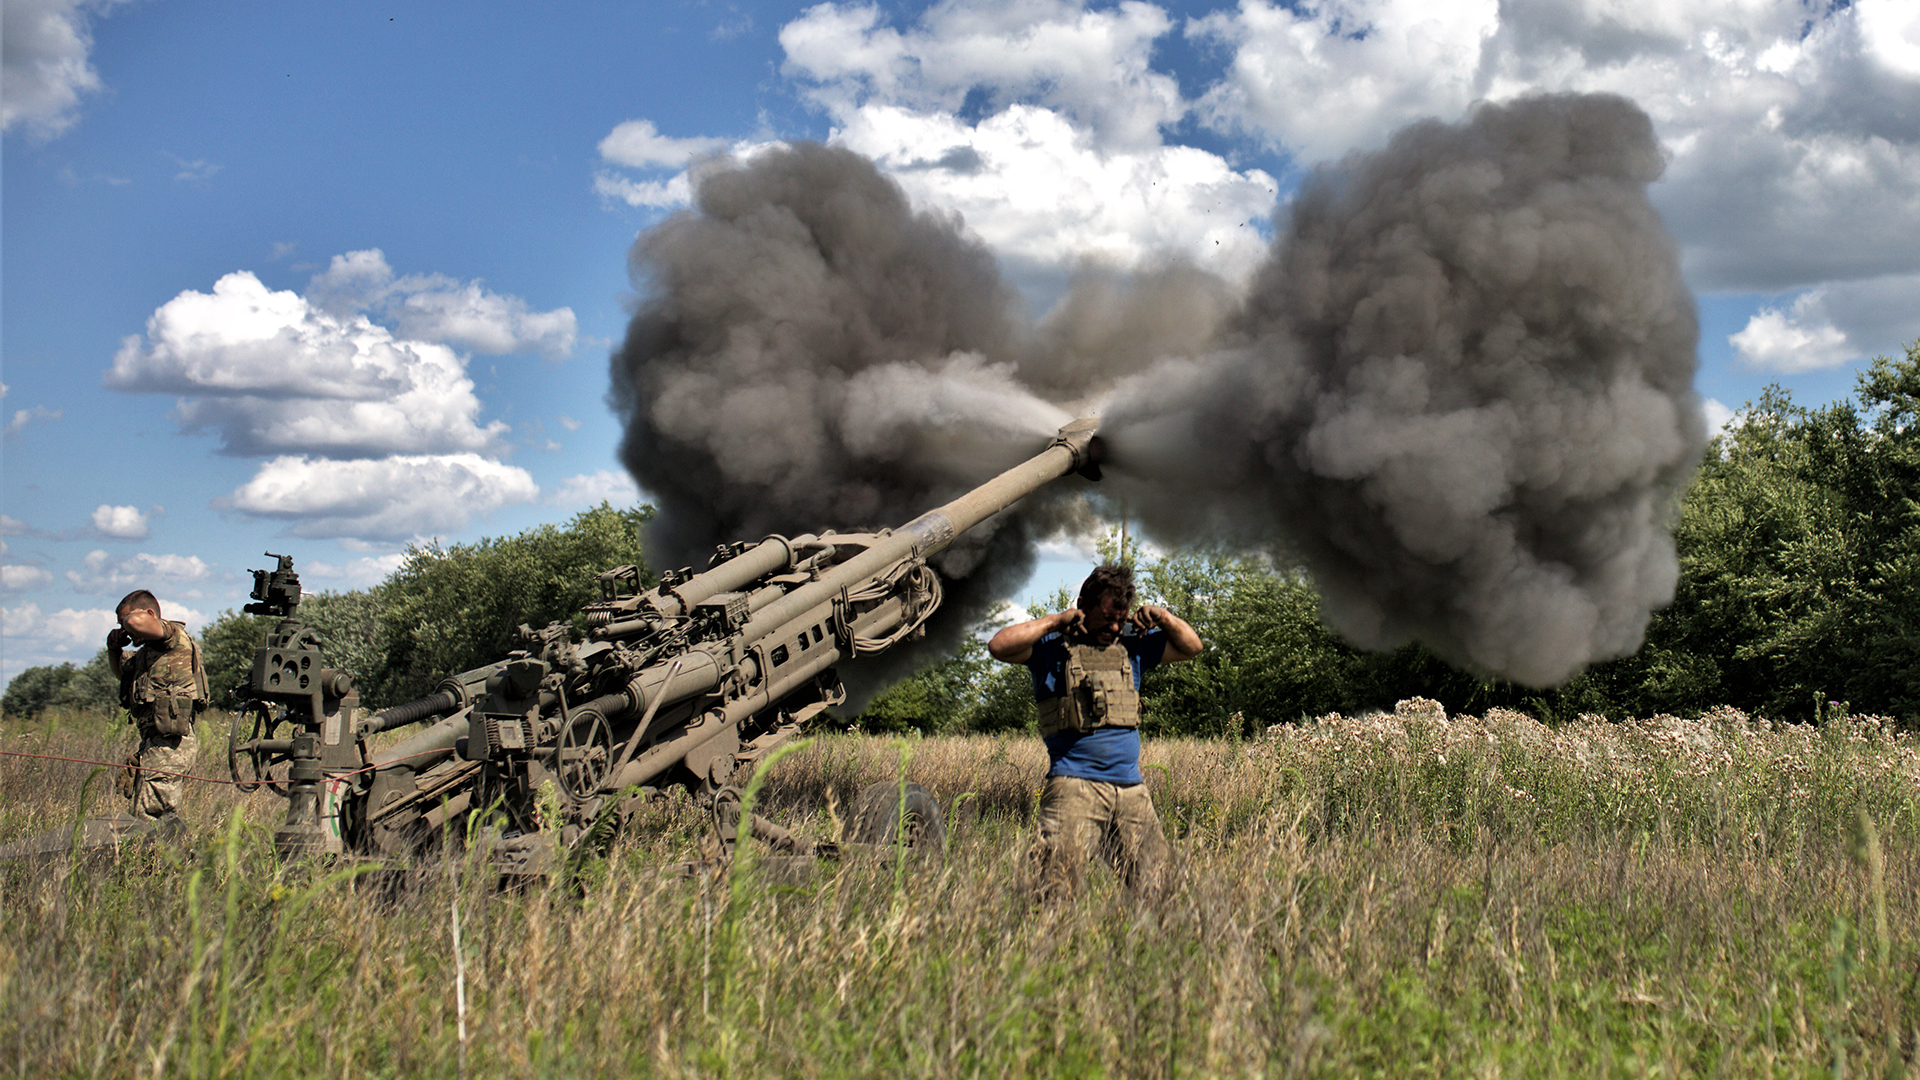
4;0;1918;682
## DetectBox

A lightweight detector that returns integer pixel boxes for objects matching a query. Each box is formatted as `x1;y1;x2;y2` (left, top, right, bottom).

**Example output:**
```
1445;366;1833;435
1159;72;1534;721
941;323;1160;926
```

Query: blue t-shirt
1026;629;1168;784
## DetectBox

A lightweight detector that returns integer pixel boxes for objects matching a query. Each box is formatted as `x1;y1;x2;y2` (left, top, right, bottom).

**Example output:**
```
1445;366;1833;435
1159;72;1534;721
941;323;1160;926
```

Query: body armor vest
1038;638;1141;738
122;622;209;737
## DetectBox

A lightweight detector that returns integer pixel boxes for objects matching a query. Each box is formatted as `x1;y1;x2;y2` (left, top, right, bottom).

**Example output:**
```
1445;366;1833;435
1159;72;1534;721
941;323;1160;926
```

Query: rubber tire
848;780;946;853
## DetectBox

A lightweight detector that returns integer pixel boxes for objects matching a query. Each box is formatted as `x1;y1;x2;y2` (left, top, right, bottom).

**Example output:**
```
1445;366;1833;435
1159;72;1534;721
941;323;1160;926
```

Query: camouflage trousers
1032;775;1169;903
131;728;197;820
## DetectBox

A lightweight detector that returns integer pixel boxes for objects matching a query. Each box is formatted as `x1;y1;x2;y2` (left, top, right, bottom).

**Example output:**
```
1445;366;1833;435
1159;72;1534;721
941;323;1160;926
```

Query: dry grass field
4;702;1919;1078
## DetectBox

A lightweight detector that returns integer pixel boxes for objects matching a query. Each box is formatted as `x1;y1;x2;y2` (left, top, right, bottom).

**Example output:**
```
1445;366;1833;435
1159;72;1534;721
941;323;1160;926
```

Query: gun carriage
230;419;1103;871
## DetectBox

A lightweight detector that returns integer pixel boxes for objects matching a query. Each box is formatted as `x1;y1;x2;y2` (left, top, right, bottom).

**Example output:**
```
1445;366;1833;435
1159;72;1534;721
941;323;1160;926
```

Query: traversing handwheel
556;707;615;800
228;703;283;793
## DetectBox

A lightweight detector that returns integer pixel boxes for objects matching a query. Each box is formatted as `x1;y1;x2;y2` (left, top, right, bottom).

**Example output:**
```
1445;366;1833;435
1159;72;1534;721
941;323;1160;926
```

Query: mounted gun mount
229;552;361;856
230;418;1104;869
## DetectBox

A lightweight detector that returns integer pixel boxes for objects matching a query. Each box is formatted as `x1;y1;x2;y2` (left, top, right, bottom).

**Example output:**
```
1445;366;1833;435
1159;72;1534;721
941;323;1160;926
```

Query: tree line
1;505;657;722
8;342;1920;731
875;343;1920;734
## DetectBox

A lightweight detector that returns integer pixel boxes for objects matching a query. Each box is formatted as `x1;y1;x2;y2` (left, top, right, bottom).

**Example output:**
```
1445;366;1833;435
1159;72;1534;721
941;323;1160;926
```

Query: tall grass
3;700;1918;1077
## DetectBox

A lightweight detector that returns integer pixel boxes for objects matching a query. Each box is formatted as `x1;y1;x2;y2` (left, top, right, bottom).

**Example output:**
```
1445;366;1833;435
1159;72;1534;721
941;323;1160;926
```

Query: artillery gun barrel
589;418;1102;791
732;417;1101;652
651;538;802;618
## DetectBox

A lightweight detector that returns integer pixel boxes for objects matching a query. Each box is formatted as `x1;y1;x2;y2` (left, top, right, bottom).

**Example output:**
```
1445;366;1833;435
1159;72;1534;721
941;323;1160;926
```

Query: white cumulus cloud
594;132;775;210
1;0;121;138
772;1;1278;282
1191;0;1501;163
781;0;1186;150
14;599;213;639
307;249;577;360
1860;0;1920;80
594;118;770;211
0;602;124;650
300;553;406;588
835;103;1277;282
1730;296;1855;372
1;565;53;591
696;0;1920;316
599;119;732;168
90;504;148;540
1190;0;1920;292
4;405;60;437
1730;275;1920;371
550;469;643;509
65;549;212;593
105;269;514;458
594;171;697;209
167;604;209;632
104;252;571;546
603;3;1278;282
224;454;540;540
1033;532;1101;563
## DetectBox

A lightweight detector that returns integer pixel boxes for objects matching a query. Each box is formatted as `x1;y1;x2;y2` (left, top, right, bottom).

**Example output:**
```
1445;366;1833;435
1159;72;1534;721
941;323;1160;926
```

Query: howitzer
230;418;1103;869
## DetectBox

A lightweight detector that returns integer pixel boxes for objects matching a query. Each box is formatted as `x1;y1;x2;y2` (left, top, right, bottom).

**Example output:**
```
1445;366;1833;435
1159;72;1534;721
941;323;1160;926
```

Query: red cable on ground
0;745;459;787
0;748;237;786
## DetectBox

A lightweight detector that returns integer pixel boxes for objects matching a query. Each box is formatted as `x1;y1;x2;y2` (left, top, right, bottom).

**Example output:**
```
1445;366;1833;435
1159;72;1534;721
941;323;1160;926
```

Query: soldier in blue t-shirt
988;562;1202;901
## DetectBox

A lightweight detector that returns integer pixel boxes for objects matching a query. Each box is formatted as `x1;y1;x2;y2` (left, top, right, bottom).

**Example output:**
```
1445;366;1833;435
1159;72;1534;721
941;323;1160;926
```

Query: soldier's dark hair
116;589;161;617
1077;563;1135;611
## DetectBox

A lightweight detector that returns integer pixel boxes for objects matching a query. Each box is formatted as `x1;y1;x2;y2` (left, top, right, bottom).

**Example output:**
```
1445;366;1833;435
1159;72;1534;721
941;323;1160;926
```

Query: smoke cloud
607;144;1091;692
610;93;1704;690
1106;93;1702;686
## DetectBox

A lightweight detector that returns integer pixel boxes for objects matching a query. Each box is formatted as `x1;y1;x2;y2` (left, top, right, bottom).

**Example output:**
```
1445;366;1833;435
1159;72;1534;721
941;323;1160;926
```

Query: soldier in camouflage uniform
988;563;1202;902
106;589;207;822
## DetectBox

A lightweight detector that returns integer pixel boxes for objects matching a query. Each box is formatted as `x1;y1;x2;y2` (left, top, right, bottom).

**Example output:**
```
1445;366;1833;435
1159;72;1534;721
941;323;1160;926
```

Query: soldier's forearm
1151;608;1203;660
988;611;1074;662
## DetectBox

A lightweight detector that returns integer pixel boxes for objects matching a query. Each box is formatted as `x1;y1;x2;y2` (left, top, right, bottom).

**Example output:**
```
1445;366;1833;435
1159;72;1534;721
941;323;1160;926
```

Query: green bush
1;662;77;719
1592;340;1920;723
853;632;1038;735
56;650;120;713
186;503;656;711
198;611;280;706
1;650;120;719
370;503;656;705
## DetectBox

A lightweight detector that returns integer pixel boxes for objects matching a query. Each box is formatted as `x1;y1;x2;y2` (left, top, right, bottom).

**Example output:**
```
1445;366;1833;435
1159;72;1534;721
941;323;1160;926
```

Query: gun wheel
848;780;946;858
556;707;615;800
228;703;286;794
